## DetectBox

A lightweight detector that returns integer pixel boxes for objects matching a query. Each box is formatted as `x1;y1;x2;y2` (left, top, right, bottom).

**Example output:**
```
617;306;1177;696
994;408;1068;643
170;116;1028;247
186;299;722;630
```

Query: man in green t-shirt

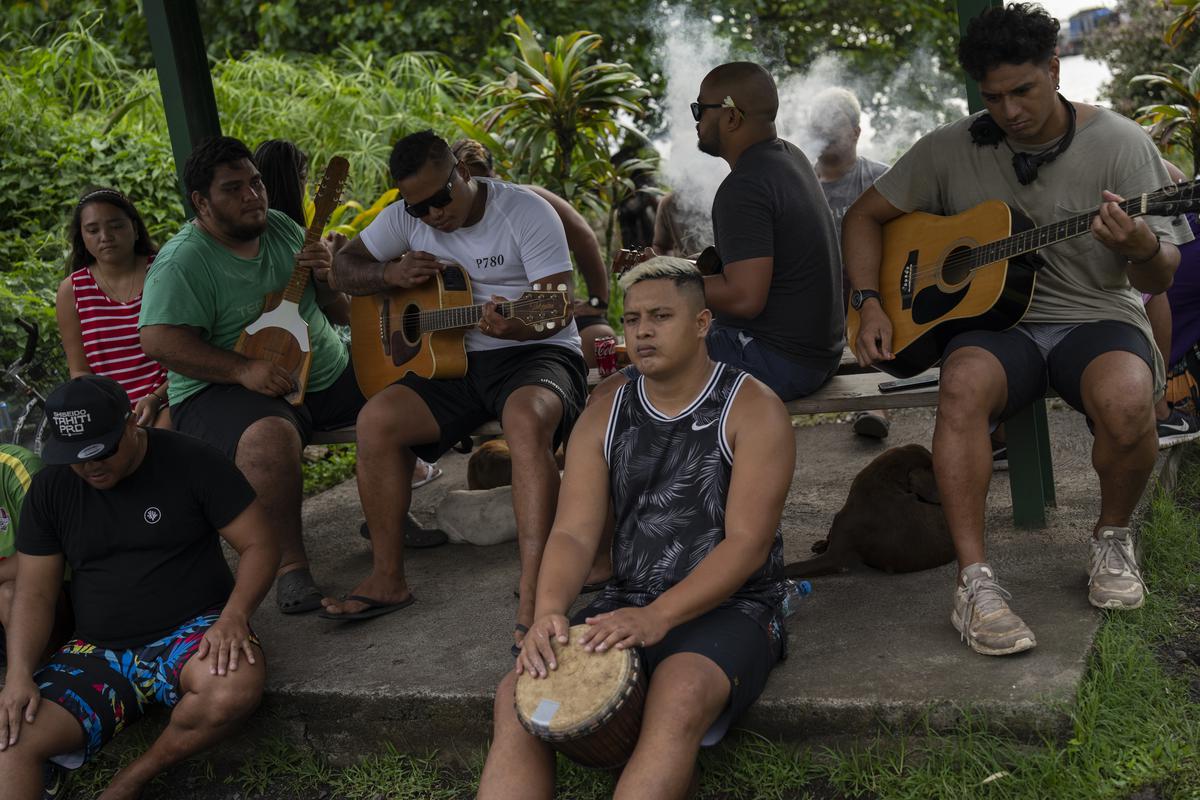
0;444;42;631
140;136;366;616
843;4;1193;657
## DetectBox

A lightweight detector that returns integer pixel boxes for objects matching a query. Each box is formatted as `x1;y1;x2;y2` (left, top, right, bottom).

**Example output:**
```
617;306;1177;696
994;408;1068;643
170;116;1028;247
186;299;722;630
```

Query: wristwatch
850;289;881;310
588;296;609;310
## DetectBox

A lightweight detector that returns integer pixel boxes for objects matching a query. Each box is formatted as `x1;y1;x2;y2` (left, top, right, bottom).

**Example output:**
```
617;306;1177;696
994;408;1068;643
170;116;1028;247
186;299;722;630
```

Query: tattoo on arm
332;253;390;296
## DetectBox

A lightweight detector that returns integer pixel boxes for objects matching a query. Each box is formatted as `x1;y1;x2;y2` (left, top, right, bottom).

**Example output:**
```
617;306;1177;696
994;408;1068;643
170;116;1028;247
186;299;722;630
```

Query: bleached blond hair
618;256;702;291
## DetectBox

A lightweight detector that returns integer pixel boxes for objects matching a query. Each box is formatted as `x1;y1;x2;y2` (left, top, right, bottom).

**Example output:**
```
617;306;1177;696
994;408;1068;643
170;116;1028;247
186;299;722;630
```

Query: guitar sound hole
401;303;421;344
940;246;972;286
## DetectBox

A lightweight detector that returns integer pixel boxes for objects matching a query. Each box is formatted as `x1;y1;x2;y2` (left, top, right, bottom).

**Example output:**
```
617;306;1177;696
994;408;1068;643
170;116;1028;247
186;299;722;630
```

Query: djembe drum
514;624;646;769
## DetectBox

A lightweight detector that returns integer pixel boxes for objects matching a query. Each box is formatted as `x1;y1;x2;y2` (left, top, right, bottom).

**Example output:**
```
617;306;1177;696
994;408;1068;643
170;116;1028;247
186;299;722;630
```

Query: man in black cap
0;376;278;800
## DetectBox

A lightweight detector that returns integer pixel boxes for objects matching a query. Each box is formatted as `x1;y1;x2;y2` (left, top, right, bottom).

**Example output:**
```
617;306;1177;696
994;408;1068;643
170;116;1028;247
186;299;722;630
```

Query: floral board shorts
34;607;258;769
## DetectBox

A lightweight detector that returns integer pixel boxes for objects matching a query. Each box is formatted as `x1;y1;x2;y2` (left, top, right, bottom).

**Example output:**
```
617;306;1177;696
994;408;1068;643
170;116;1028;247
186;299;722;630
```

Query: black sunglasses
690;102;725;122
403;162;459;219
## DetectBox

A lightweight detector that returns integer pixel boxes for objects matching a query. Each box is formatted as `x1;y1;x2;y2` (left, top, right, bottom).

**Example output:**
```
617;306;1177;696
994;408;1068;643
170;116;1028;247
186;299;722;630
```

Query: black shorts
171;361;366;460
942;320;1154;421
576;315;612;333
399;343;588;463
571;603;781;746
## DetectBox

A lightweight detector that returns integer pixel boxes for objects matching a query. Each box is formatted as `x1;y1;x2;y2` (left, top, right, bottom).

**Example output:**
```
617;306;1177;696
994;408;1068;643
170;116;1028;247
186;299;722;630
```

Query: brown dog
785;444;954;578
467;439;513;490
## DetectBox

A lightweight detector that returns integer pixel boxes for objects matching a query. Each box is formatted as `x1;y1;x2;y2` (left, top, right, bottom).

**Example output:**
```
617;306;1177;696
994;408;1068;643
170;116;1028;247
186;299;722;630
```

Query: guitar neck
973;195;1151;267
280;226;324;304
420;300;522;333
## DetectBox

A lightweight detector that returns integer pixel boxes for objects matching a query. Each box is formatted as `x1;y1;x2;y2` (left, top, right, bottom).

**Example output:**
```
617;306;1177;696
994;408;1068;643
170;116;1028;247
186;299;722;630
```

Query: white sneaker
951;563;1037;656
1088;526;1145;610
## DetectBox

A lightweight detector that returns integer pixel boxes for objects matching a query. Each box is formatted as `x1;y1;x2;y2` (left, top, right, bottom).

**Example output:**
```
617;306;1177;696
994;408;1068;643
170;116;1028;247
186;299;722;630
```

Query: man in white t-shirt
326;131;588;651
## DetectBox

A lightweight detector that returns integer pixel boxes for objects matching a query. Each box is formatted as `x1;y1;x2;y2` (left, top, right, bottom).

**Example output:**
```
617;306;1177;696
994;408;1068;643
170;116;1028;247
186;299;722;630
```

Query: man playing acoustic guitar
327;131;588;642
141;136;364;617
845;3;1193;656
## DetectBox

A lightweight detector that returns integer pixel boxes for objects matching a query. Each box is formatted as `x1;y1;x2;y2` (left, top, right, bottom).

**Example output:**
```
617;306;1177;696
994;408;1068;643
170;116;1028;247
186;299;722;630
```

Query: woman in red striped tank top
55;188;170;428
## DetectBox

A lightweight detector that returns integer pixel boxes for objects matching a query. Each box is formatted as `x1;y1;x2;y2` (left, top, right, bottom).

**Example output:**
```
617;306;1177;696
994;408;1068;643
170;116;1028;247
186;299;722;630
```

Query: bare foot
321;573;412;616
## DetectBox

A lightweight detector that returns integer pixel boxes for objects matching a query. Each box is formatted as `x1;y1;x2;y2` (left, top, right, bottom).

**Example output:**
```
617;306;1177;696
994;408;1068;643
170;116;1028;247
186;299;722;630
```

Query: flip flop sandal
359;513;449;548
511;623;529;658
411;460;444;490
318;593;416;621
276;568;324;615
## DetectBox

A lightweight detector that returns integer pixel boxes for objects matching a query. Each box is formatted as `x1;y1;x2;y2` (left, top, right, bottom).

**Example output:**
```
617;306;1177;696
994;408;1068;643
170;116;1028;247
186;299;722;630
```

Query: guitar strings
902;186;1195;285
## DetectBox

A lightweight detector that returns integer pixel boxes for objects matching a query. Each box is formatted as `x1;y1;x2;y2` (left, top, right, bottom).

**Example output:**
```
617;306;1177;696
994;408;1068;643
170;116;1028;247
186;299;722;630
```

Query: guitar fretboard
417;301;523;333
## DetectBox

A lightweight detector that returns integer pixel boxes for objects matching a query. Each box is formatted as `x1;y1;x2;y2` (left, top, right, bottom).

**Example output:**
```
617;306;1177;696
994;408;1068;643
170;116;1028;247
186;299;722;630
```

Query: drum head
515;624;636;739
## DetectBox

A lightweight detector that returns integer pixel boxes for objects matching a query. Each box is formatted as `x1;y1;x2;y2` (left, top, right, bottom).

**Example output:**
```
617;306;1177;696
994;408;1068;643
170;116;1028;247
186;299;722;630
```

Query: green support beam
144;0;221;215
956;0;1004;113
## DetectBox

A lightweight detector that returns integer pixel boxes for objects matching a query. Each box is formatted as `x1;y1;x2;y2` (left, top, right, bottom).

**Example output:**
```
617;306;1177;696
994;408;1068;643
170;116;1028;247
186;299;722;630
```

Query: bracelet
1130;236;1161;265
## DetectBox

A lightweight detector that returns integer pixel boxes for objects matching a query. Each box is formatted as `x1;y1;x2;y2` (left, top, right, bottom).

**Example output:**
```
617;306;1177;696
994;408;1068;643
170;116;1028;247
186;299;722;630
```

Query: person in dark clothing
0;376;278;800
690;61;845;401
478;257;793;800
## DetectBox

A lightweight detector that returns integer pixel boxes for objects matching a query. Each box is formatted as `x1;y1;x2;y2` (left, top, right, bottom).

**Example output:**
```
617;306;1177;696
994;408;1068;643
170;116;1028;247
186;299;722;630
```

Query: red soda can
594;335;618;378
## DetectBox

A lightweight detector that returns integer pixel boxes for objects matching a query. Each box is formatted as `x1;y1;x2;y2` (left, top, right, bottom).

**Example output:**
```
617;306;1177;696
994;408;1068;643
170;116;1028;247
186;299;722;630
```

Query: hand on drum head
517;613;570;679
580;605;668;654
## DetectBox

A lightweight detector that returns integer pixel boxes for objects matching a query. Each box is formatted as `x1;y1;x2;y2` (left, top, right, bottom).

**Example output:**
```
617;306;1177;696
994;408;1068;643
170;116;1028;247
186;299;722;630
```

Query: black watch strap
851;289;881;310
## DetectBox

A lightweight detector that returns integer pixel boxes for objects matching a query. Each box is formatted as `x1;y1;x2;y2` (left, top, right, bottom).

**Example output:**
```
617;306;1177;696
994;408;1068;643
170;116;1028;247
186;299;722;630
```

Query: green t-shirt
0;444;42;559
139;209;349;405
874;107;1194;392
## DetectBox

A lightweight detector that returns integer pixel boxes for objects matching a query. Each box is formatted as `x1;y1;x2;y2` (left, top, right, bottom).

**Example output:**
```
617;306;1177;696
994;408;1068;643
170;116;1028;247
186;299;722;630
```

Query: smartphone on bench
878;373;939;393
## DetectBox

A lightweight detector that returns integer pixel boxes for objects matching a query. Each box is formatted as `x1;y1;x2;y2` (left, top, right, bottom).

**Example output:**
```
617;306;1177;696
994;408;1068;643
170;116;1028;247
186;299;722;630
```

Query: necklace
91;262;143;304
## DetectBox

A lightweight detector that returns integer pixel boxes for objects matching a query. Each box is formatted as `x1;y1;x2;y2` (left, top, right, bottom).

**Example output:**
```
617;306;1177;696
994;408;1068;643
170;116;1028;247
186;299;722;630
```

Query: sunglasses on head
403;162;459;219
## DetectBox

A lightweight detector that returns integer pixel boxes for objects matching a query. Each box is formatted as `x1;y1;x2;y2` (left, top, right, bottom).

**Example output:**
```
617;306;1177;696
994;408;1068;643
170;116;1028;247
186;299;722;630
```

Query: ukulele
349;264;571;398
234;156;349;404
847;180;1200;378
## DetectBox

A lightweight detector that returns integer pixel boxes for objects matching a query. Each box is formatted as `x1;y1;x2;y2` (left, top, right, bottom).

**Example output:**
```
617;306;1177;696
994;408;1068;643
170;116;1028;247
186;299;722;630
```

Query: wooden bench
313;355;1057;529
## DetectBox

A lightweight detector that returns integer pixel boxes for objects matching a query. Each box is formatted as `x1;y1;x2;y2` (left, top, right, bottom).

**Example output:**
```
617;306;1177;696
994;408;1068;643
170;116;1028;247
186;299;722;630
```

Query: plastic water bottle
0;401;11;442
781;579;812;618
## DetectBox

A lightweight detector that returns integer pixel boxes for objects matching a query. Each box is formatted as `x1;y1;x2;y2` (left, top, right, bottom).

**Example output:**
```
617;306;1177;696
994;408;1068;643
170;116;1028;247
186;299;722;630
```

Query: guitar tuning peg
533;322;545;332
546;321;556;330
556;283;566;291
532;283;541;290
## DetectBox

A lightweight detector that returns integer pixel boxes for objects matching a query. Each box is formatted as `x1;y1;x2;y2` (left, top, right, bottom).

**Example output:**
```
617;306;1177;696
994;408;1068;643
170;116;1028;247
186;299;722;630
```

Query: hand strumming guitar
237;358;294;397
382;250;445;289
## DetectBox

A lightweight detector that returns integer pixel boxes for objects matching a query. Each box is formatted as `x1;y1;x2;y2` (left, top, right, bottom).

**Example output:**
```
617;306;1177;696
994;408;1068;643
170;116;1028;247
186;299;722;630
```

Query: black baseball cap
42;375;131;465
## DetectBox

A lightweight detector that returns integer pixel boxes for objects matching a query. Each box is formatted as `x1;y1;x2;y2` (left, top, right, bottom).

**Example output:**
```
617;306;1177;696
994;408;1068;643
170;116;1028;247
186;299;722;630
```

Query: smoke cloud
652;9;965;249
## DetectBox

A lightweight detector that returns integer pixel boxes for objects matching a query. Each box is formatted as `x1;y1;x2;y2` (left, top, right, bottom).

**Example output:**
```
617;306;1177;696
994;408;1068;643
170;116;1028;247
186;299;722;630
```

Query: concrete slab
244;405;1165;760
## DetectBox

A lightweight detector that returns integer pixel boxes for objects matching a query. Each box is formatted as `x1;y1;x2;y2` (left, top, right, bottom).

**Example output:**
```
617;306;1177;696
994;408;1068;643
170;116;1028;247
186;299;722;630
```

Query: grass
300;443;357;497
63;454;1200;800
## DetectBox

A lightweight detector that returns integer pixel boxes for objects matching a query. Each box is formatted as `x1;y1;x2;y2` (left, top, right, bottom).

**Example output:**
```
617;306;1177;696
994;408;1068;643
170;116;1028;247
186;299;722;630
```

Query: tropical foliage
1134;63;1200;179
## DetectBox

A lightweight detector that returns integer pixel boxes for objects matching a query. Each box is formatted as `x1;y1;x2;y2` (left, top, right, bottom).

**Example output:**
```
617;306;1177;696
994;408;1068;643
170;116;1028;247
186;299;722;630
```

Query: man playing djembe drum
478;257;794;800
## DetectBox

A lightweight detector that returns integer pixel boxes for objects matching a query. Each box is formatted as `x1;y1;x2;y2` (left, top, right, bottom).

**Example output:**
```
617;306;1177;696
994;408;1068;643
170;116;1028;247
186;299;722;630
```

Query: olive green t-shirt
874;107;1194;392
140;210;349;405
0;444;42;559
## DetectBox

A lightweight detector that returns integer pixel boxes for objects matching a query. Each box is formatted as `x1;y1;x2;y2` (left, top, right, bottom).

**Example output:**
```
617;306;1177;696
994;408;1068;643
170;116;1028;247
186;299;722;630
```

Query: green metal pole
144;0;221;216
956;0;1004;113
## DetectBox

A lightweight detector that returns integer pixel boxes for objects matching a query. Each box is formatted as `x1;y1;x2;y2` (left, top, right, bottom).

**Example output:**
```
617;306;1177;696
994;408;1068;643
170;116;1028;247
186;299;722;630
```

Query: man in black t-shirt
0;376;278;800
691;61;844;401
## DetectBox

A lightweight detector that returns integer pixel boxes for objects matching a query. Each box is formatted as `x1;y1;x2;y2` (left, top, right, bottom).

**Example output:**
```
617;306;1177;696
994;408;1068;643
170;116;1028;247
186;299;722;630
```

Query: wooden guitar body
350;264;475;397
235;292;313;404
232;156;348;405
847;200;1041;378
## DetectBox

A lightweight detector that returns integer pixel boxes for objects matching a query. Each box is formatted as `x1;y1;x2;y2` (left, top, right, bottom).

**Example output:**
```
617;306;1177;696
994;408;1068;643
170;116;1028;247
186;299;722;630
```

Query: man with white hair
811;86;891;438
478;257;793;800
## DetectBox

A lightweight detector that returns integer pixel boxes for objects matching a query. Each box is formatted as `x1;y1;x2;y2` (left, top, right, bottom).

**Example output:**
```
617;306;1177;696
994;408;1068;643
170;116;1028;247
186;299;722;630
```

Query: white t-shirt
358;178;581;355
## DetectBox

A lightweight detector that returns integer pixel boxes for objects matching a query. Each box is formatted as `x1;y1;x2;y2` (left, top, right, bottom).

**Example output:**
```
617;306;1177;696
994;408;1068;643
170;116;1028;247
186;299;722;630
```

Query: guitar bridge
900;250;918;311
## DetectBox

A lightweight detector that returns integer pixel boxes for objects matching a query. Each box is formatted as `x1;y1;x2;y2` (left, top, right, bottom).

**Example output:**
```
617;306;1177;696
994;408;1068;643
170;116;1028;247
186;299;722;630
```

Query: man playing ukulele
140;136;363;617
328;131;588;644
845;3;1193;655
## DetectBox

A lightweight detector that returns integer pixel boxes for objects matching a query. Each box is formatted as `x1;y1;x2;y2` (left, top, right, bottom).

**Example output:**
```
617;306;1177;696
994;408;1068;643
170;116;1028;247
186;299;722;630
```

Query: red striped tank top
70;260;166;404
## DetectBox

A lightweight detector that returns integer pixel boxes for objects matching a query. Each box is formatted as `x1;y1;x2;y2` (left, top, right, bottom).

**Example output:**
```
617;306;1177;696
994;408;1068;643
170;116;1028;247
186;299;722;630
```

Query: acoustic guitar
349;265;571;398
234;156;349;404
847;180;1200;378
